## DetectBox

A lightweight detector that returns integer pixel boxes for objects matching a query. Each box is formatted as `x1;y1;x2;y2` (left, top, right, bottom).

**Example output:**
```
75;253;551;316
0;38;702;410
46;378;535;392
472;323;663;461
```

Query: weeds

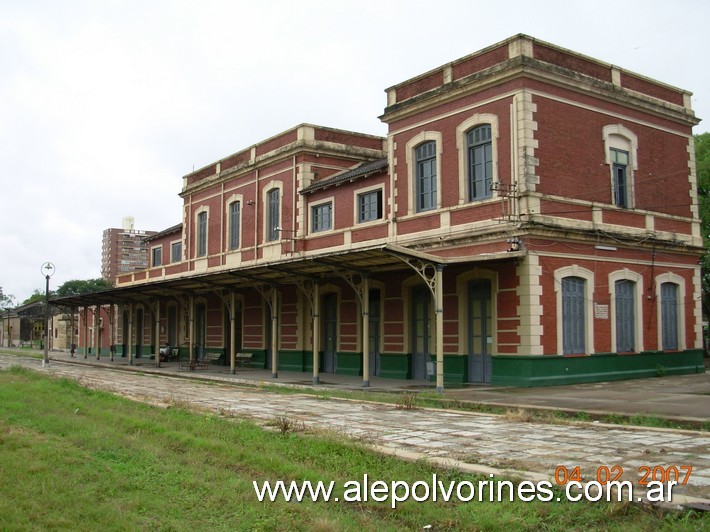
270;415;304;435
395;392;417;410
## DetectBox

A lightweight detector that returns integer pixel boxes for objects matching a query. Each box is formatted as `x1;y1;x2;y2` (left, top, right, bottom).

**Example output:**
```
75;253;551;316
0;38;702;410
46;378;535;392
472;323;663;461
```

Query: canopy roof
50;243;522;308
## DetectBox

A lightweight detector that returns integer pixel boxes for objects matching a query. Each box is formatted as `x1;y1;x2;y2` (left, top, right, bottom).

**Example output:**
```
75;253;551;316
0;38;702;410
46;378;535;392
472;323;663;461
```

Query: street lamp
41;262;55;367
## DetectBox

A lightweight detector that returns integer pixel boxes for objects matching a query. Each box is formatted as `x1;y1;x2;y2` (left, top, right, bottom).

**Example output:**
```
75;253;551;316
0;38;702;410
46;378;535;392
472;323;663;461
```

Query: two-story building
60;35;705;388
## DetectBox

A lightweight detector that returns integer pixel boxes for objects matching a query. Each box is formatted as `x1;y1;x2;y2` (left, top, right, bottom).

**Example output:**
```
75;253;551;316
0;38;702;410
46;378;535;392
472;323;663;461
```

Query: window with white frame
555;266;594;356
561;276;586;354
311;202;332;233
655;273;685;352
660;282;679;350
266;188;280;242
467;124;493;201
151;246;162;267
614;279;636;352
609;270;643;354
171;241;182;263
603;125;638;209
415;141;437;212
610;148;630;208
357;189;383;223
197;211;207;257
229;200;241;250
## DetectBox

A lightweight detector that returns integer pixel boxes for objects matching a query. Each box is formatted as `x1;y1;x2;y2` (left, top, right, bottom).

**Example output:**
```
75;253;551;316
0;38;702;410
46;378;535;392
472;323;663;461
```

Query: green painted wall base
378;353;411;380
278;350;307;372
492;350;705;387
335;352;362;376
248;350;268;369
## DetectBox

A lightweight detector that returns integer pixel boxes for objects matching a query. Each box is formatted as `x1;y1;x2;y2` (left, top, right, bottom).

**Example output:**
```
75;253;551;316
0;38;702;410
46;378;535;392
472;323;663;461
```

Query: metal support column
435;264;444;393
83;306;89;359
312;282;320;385
271;287;278;379
154;302;161;368
230;291;236;374
188;296;195;363
128;303;134;366
361;277;370;387
94;306;100;361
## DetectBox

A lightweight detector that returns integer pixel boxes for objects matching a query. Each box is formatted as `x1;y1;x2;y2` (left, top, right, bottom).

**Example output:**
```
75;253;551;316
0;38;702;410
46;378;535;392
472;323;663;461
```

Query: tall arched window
197;211;207;257
615;279;636;352
267;188;280;242
229;200;240;250
660;282;679;350
603;125;638;209
562;276;586;354
467;124;492;201
415;141;437;212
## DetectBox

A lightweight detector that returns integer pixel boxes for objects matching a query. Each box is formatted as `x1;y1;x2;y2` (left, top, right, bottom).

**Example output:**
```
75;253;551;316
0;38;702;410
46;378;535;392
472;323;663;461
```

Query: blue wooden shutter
661;283;678;350
562;277;585;354
615;280;635;352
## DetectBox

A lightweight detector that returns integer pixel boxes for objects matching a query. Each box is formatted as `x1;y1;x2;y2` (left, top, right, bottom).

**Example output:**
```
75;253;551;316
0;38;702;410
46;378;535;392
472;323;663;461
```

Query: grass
0;366;707;531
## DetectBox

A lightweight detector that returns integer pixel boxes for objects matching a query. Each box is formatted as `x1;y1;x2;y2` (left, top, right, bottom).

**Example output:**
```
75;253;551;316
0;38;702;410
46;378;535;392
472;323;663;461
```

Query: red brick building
63;35;704;388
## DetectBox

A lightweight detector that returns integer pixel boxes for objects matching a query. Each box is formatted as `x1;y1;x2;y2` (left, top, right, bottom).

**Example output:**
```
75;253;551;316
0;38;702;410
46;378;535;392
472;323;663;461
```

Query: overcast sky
1;0;708;302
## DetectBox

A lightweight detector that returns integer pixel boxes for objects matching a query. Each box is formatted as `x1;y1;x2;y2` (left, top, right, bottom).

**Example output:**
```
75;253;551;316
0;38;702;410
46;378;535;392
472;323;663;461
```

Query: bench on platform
234;353;252;367
180;352;222;370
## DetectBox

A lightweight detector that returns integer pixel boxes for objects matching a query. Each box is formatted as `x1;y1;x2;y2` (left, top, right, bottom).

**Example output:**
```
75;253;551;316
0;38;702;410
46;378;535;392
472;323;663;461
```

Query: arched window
603;125;638;209
655;273;685;351
467;124;493;200
555;265;594;356
196;210;207;257
229;200;240;250
266;188;280;242
562;276;586;354
415;141;437;212
615;279;636;352
660;282;679;350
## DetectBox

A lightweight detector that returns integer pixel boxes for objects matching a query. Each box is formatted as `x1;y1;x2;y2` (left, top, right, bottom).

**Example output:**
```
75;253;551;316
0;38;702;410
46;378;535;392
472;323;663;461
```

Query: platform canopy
50;243;523;308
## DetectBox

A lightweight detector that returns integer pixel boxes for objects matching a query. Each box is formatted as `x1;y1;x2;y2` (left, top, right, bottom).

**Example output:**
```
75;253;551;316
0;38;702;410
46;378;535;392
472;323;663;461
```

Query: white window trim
456;113;499;205
309;196;335;234
603;124;638;209
194;206;209;258
225;193;243;251
262;181;283;244
405;131;442;215
353;184;385;225
170;239;183;264
608;269;644;353
655;272;686;351
150;245;162;268
554;265;595;355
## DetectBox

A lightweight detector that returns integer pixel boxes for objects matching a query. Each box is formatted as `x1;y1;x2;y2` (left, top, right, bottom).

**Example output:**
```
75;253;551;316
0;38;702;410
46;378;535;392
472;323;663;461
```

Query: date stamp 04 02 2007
554;465;694;487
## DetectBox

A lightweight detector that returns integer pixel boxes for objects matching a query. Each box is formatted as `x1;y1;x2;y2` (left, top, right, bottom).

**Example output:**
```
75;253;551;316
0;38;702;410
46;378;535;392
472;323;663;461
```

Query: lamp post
41;262;55;367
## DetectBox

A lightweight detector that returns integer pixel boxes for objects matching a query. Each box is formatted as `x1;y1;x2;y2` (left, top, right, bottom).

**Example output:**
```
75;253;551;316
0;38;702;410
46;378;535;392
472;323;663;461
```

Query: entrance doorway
411;287;431;380
322;293;337;373
195;303;206;360
136;308;144;357
368;289;381;377
468;279;492;384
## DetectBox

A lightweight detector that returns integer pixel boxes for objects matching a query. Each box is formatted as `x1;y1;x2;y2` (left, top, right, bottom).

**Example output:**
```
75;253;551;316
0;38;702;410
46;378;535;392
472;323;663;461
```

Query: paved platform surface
42;350;710;423
1;352;708;508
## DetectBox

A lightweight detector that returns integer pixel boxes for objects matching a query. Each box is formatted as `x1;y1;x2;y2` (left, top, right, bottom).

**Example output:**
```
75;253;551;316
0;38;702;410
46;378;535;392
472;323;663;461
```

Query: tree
55;278;112;297
696;132;710;321
0;287;16;311
22;289;48;305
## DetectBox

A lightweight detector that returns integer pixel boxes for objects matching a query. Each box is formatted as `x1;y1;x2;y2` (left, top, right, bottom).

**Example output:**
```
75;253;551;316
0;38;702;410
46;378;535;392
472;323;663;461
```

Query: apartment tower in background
100;217;157;283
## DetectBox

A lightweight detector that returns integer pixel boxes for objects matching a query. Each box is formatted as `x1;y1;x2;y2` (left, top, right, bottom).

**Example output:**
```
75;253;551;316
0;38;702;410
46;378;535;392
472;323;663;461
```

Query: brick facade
68;35;704;387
